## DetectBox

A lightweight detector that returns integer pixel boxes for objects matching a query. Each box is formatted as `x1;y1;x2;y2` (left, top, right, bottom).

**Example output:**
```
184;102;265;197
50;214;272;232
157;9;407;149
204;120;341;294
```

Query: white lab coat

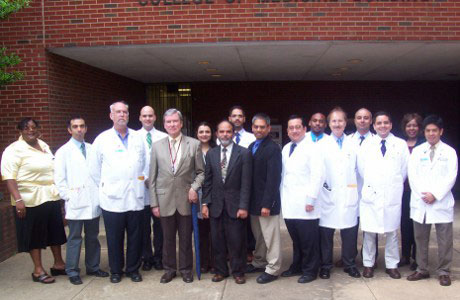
280;137;323;220
89;128;147;213
408;141;458;224
318;135;359;229
137;127;168;206
358;133;409;233
54;139;101;220
305;131;329;144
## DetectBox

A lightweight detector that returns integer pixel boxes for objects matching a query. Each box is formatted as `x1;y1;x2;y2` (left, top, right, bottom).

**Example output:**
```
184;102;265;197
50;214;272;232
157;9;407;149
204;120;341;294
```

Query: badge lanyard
168;137;182;173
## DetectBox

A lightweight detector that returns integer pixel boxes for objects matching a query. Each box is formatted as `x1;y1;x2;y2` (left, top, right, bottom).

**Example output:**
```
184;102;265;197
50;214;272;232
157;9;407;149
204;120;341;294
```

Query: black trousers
320;224;359;270
141;205;163;264
247;215;256;253
211;210;247;277
198;217;213;269
401;191;416;260
285;218;320;277
102;209;143;275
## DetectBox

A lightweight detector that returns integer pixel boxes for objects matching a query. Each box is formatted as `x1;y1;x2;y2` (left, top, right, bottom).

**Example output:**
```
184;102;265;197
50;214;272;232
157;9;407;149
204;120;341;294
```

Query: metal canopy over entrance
49;41;460;83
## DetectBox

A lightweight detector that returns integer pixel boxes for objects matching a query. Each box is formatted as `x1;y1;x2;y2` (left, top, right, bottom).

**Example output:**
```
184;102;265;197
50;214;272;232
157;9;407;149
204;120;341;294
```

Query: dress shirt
331;133;344;149
115;128;129;149
1;136;60;207
351;131;373;147
168;133;183;173
221;142;233;170
305;131;328;144
139;127;168;148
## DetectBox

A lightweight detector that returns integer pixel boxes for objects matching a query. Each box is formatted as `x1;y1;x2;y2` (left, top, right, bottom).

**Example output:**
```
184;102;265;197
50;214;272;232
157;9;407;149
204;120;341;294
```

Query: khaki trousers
250;214;282;276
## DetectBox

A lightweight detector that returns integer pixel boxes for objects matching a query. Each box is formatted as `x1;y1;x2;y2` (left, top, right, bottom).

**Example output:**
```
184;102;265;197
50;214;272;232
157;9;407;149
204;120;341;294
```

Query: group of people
0;102;457;288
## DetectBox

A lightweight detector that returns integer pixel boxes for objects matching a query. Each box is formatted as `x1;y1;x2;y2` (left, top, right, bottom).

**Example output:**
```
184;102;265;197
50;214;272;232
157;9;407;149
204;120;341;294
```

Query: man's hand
188;188;198;203
237;209;248;219
261;208;270;217
422;192;436;204
305;205;314;212
201;205;209;219
152;206;160;218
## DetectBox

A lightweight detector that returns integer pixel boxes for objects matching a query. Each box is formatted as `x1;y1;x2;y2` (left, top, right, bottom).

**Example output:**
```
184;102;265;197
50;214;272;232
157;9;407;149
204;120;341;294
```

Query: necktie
359;135;365;146
289;143;297;157
221;147;228;182
252;141;261;155
430;145;435;162
146;132;152;149
337;137;343;149
171;139;177;172
80;143;86;158
381;139;386;157
235;132;241;145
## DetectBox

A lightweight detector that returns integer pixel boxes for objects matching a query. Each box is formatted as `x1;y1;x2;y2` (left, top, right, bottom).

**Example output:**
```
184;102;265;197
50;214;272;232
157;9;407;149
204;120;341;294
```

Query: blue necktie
252;141;261;155
80;143;86;158
381;139;386;157
289;143;297;157
337;137;343;149
235;132;241;145
359;135;365;146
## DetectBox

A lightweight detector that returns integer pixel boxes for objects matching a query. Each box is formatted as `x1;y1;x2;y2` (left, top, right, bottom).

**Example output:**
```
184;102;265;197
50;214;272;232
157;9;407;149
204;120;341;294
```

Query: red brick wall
0;202;16;262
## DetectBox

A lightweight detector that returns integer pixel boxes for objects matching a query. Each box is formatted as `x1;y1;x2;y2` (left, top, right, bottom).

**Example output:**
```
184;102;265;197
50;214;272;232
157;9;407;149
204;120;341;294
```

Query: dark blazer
248;137;281;216
202;143;252;218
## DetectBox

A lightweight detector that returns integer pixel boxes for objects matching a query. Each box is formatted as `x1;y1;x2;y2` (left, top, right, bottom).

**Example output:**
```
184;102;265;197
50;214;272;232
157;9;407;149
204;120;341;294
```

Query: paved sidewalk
1;206;460;300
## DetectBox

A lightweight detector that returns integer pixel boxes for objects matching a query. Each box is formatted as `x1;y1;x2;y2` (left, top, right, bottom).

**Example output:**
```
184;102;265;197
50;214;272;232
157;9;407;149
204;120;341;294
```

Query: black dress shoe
319;268;330;279
142;261;153;271
212;274;228;282
298;274;316;284
87;269;109;278
160;272;176;283
256;272;278;284
281;269;302;277
110;273;122;283
407;271;430;281
50;268;67;276
344;267;361;278
363;267;374;278
439;275;451;286
69;276;83;285
126;272;143;282
246;264;265;273
153;261;164;271
182;273;193;283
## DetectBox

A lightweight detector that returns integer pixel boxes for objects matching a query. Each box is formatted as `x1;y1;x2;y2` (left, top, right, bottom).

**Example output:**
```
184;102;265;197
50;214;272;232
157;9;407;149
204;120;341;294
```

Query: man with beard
306;112;328;144
202;120;252;284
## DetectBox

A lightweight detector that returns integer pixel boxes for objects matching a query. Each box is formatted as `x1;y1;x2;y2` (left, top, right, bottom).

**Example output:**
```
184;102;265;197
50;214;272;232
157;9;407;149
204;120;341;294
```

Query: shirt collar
356;131;371;139
235;128;246;135
222;141;234;152
168;133;182;143
113;127;129;138
332;133;345;142
311;131;324;141
142;127;157;135
70;137;84;148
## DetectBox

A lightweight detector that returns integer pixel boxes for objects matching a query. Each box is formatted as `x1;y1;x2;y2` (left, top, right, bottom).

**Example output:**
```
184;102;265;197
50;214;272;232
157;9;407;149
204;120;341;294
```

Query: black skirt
13;200;67;252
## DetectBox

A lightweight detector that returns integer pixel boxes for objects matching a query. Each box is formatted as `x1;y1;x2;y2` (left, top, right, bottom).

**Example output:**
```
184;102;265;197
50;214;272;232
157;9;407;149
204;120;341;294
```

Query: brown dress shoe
363;267;374;278
385;268;401;279
160;272;176;283
439;275;451;286
407;272;430;281
234;276;246;284
212;274;227;282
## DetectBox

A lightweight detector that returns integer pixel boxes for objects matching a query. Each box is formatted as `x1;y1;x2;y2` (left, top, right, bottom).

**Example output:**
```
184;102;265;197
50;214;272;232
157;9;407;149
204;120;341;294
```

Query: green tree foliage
1;0;30;87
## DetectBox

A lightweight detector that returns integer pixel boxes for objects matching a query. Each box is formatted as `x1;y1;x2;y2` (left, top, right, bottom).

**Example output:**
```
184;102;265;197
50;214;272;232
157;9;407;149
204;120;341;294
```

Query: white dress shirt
168;133;183;173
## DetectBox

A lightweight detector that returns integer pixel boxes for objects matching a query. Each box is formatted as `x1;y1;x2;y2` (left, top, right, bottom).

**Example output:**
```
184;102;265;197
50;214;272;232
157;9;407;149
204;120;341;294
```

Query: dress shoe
256;272;278;284
50;268;67;276
385;268;401;279
298;274;316;284
407;271;430;281
335;259;343;268
281;269;302;277
362;267;374;278
234;275;246;284
153;261;164;271
160;272;176;283
69;276;83;285
398;256;410;267
110;273;122;283
126;272;142;282
142;261;153;271
319;268;330;279
87;269;109;278
439;275;451;286
246;264;265;273
182;273;193;283
344;267;361;278
212;274;228;282
410;262;418;271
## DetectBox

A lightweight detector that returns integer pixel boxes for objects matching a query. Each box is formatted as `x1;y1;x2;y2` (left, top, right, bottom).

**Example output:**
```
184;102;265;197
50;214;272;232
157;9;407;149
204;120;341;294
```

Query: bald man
306;113;328;143
138;106;168;271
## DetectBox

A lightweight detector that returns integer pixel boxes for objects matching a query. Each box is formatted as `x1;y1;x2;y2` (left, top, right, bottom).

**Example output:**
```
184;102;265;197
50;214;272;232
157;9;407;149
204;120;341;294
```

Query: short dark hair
401;113;422;136
217;119;235;132
373;111;392;123
252;113;271;126
229;105;245;117
67;115;86;128
17;118;39;130
327;106;347;123
287;114;306;127
422;115;444;130
195;121;216;147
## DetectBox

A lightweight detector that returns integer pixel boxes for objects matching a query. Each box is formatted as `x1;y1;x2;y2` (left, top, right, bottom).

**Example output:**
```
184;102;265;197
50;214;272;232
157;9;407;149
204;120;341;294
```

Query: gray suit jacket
202;144;252;218
149;135;205;217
